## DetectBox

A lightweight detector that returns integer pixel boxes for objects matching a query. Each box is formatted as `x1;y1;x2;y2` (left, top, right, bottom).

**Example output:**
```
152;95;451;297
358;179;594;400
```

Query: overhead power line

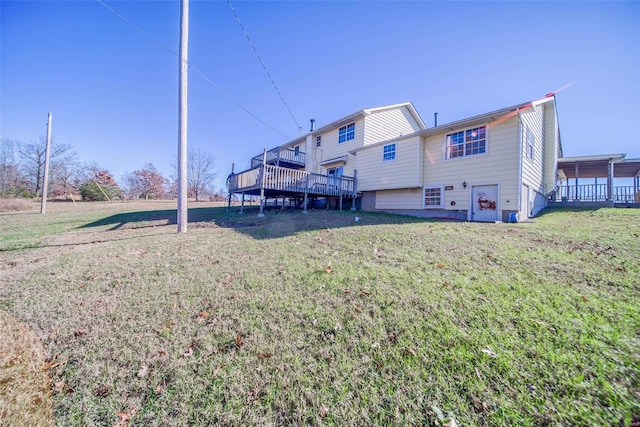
226;0;302;132
95;0;292;140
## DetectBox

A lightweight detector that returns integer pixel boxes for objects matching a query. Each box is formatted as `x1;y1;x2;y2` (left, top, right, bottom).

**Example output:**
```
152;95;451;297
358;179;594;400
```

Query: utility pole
177;0;189;233
40;111;52;214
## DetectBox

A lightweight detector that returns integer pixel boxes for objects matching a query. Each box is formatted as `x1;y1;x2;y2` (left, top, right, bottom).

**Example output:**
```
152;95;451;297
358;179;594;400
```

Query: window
316;136;322;147
338;123;355;143
383;143;396;161
294;145;300;156
327;166;343;177
424;185;444;208
446;126;486;159
526;128;534;160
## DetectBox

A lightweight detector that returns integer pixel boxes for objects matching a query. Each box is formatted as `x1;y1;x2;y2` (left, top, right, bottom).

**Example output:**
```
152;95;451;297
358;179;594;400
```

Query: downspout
416;137;421;188
517;116;524;217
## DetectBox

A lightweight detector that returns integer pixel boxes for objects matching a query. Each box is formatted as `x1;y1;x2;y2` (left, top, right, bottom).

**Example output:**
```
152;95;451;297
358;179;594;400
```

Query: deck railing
229;164;356;197
554;184;638;203
251;147;306;168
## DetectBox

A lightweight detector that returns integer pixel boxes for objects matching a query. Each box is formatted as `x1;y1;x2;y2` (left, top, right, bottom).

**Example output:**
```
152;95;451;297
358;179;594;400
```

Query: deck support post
303;175;309;214
351;169;358;211
240;192;245;214
258;149;266;217
339;184;343;211
594;177;598;201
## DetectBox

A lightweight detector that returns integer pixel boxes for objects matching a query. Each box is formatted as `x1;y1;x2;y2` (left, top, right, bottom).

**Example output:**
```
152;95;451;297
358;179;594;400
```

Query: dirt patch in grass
0;310;53;427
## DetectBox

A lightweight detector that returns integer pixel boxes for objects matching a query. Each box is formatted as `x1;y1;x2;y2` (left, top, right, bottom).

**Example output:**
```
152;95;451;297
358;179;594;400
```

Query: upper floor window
446;126;486;159
338;123;355;143
526;128;534;160
316;136;322;147
383;143;396;161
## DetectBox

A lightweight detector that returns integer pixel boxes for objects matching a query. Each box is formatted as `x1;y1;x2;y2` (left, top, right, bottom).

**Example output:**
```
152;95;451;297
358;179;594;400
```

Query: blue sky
1;1;639;191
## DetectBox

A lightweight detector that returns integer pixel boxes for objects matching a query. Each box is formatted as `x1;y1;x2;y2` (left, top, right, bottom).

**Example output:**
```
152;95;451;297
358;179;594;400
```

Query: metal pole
40;112;52;214
177;0;189;233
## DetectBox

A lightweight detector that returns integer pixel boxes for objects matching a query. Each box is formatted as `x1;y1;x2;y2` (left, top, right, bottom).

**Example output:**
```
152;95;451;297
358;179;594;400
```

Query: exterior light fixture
463;181;467;188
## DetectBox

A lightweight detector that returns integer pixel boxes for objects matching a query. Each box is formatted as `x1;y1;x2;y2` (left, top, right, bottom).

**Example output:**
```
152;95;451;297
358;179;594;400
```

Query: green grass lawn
1;202;638;426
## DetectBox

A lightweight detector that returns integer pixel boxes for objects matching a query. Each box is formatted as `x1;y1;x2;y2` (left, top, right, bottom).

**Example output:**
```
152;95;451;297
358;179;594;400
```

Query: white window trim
423;184;445;209
443;125;489;161
383;143;396;162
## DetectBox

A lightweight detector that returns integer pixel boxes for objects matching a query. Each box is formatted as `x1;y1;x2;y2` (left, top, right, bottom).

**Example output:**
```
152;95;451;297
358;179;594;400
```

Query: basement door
471;185;499;222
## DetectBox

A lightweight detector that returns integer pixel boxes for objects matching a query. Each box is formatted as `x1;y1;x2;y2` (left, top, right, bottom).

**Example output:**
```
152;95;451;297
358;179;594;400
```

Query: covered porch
552;154;640;206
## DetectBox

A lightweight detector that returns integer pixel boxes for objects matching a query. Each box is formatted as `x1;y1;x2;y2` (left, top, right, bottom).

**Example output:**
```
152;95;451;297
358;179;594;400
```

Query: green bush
79;181;121;201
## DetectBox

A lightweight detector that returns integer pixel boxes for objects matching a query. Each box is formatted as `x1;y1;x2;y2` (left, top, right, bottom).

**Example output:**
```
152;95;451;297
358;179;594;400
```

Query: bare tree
0;138;26;197
186;147;217;201
17;138;75;197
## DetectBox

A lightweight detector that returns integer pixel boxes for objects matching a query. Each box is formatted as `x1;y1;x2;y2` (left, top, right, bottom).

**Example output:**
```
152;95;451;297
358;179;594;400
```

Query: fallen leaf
113;407;137;427
325;265;333;273
236;334;244;348
580;296;588;302
437;263;445;269
444;417;458;427
197;311;209;318
343;289;351;294
213;364;224;377
353;304;362;313
403;347;417;357
74;330;88;337
137;364;148;378
359;290;371;297
258;352;272;359
481;347;497;357
443;281;449;287
319;405;329;418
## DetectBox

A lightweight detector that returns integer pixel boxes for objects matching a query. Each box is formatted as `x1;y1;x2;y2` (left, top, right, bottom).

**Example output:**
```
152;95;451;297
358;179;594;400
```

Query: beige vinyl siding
543;101;559;193
363;106;422;146
357;136;421;191
520;104;545;194
311;118;365;175
422;117;520;211
375;188;424;210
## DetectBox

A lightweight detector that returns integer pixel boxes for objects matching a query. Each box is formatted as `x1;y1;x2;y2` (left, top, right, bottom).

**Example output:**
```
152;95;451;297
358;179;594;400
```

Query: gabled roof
350;95;558;154
416;95;555;137
282;102;426;148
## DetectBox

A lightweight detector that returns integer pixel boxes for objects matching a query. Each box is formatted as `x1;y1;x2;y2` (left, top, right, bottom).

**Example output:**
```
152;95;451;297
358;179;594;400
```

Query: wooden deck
228;164;357;198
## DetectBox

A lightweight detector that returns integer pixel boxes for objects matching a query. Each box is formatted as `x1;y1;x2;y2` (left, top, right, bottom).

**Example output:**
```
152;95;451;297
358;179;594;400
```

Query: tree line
0;138;218;202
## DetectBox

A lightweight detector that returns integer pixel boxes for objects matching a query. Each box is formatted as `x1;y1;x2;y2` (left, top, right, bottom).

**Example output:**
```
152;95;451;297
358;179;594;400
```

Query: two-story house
229;95;562;221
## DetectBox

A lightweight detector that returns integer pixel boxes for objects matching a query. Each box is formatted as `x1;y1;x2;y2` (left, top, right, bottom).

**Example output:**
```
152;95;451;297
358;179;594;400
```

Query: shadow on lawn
79;206;438;239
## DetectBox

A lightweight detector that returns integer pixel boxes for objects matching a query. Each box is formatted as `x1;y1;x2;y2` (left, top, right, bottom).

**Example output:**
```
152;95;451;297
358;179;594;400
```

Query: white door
471;185;499;222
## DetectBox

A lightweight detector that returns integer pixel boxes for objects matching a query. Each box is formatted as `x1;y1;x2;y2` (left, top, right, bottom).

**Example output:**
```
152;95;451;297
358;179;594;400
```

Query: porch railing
251;147;306;168
229;164;356;197
554;184;638;203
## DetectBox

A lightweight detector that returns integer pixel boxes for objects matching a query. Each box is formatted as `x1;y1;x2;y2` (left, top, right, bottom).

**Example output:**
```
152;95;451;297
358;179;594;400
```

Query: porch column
607;159;614;201
574;163;579;201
